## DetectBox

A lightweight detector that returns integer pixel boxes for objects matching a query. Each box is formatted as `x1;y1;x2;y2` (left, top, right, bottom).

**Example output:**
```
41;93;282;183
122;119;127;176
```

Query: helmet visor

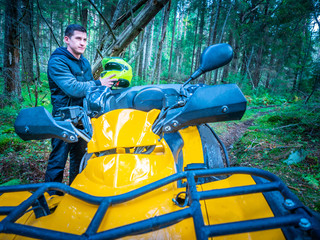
104;62;124;71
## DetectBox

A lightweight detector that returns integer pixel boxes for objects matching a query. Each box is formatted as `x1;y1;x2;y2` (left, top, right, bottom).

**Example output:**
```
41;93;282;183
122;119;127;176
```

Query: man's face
64;30;87;58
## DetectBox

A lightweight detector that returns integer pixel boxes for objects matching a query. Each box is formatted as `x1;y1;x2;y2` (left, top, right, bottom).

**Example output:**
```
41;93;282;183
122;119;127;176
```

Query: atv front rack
0;167;319;239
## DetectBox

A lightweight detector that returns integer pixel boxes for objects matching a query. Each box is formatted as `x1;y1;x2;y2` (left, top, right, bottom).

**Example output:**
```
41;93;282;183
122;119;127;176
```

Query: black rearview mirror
199;43;233;72
184;43;233;86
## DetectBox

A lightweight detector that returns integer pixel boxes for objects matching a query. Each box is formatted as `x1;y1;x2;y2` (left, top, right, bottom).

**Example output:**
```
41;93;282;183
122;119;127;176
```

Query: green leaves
303;174;320;189
0;179;21;186
217;98;320;211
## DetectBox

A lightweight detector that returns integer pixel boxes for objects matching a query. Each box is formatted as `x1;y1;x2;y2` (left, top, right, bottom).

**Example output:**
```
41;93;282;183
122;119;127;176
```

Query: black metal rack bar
0;167;318;240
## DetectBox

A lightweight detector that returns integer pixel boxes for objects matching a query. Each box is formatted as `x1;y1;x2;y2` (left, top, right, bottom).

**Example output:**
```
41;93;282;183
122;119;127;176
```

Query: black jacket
48;47;101;115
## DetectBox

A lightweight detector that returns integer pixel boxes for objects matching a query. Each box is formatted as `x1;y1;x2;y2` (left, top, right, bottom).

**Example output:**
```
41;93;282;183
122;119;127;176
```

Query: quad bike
1;44;320;240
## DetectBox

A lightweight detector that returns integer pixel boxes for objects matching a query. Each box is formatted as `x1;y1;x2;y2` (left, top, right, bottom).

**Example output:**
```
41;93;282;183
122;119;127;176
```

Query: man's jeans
45;138;87;186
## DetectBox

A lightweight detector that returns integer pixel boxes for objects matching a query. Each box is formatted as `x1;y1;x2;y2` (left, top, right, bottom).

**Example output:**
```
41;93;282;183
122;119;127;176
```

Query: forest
0;0;320;212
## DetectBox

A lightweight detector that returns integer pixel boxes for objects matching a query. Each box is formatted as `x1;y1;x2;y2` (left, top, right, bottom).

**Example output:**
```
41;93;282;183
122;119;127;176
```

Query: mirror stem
182;68;203;87
182;77;193;87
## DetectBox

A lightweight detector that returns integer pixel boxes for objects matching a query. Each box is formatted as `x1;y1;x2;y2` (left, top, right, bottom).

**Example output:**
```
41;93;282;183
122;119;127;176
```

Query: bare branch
87;0;117;42
112;0;149;29
36;0;60;47
92;0;170;79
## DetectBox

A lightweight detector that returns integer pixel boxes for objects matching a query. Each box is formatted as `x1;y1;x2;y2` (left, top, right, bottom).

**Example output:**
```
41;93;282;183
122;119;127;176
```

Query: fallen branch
87;0;117;42
272;123;300;130
112;0;149;29
259;123;301;132
288;185;301;192
92;0;170;79
248;105;282;109
36;0;60;47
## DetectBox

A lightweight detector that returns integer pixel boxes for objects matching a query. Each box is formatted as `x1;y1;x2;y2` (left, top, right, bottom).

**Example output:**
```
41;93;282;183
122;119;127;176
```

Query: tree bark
195;2;205;67
229;29;239;74
191;12;199;75
92;0;125;62
168;0;178;79
297;26;312;92
210;0;221;84
143;20;154;83
195;0;206;83
252;43;263;88
210;0;221;45
3;0;21;99
21;0;34;84
305;75;320;103
112;0;149;29
81;0;88;30
139;28;151;79
205;0;219;83
221;31;234;83
111;0;128;26
218;1;232;43
175;0;187;77
152;1;171;84
135;33;143;77
92;0;170;79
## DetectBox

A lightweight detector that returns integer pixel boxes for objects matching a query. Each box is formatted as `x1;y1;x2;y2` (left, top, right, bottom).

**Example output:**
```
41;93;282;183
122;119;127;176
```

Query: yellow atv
1;44;319;239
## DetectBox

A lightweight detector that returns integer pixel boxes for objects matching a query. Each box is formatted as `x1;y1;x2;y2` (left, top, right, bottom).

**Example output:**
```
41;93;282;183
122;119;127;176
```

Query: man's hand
100;74;118;88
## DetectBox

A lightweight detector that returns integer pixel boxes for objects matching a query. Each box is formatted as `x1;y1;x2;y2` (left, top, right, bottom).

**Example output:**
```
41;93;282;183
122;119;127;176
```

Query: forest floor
0;101;319;212
211;104;320;212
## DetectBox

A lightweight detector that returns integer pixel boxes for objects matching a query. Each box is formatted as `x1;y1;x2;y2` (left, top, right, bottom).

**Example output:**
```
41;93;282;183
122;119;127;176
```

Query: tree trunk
81;0;88;30
297;27;312;92
35;6;40;68
93;0;127;62
92;0;170;79
252;46;263;88
230;30;238;74
210;0;221;84
205;0;218;83
144;20;154;83
195;2;205;68
152;1;171;84
21;0;34;84
305;75;320;103
265;51;275;89
175;1;187;77
218;1;232;43
140;27;151;80
3;0;21;100
111;0;128;26
168;0;178;79
196;0;206;83
112;0;149;29
134;36;141;76
138;33;145;77
191;10;199;75
211;0;221;45
221;27;233;82
49;3;53;54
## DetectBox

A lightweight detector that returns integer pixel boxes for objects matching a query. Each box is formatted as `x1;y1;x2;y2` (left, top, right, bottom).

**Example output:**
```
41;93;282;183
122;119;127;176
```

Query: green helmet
101;57;132;88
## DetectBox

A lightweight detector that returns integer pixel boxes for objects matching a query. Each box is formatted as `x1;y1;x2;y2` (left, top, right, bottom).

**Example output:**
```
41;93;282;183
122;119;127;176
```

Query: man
46;24;116;187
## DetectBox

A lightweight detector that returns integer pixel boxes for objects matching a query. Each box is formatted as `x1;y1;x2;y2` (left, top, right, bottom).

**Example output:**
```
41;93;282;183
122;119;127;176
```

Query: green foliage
0;136;25;154
250;92;288;106
0;179;21;186
226;100;320;211
131;75;149;86
302;174;320;188
21;74;52;109
0;77;51;184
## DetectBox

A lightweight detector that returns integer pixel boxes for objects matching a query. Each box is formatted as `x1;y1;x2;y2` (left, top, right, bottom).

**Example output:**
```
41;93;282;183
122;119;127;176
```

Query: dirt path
218;107;281;149
218;119;254;150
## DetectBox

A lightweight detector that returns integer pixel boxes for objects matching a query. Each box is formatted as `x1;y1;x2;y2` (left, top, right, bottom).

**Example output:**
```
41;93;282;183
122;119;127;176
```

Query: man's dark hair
65;24;87;37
